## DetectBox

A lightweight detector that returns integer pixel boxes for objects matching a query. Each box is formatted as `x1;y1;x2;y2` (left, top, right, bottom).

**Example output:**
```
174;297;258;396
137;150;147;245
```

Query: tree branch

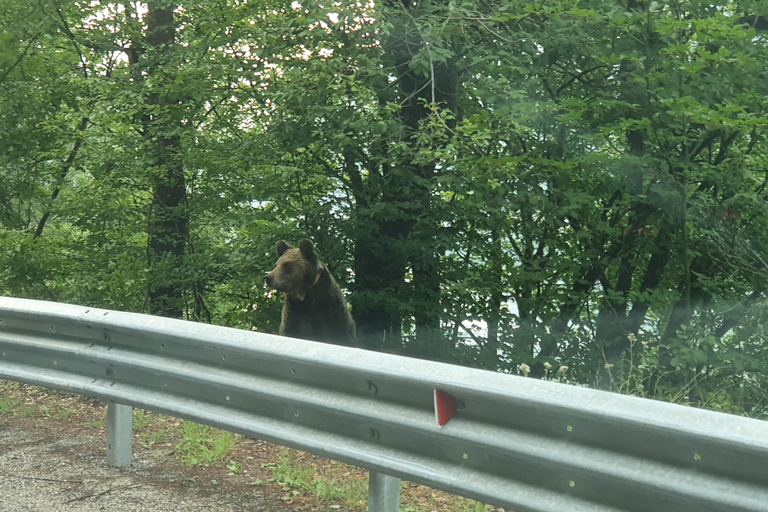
0;33;42;84
33;116;89;240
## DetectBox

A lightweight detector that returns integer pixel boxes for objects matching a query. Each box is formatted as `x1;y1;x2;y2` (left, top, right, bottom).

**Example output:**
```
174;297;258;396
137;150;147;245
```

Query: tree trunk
482;229;504;368
352;0;458;354
352;214;409;351
145;3;188;319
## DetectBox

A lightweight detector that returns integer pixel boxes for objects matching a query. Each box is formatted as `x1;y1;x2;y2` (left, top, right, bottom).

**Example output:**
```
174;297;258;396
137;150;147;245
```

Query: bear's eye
283;262;293;273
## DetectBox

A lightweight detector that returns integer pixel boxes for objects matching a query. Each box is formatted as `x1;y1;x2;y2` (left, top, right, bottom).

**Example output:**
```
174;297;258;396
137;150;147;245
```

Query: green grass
265;450;317;491
264;449;367;508
0;397;20;414
88;414;107;429
133;408;170;431
176;420;240;467
264;448;496;512
53;408;76;420
0;392;75;421
133;409;154;430
315;473;368;506
15;404;38;417
140;429;167;448
405;502;497;512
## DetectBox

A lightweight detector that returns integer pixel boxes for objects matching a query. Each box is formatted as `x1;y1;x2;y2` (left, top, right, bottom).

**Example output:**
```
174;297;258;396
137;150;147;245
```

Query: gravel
0;424;278;511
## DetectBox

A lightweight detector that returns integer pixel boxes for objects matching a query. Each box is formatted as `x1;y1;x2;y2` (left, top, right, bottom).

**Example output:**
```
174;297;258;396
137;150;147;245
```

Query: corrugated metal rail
0;297;767;512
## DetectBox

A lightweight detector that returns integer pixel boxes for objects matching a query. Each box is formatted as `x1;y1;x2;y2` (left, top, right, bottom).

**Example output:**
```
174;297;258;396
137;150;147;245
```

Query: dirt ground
0;381;496;512
0;381;364;512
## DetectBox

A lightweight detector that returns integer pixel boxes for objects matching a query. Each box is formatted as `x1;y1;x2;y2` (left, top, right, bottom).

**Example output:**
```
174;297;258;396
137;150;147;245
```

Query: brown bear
264;239;356;346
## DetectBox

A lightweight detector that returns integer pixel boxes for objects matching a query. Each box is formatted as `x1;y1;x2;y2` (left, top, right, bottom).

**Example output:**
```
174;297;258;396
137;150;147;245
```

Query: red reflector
434;389;457;426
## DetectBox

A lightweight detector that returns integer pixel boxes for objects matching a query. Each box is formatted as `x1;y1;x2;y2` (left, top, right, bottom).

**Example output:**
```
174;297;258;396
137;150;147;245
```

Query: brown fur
265;239;356;346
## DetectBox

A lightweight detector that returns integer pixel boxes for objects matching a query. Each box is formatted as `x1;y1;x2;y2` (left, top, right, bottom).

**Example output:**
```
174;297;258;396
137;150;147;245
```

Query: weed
53;408;75;420
176;421;239;466
212;429;237;460
133;409;155;431
88;412;107;429
314;461;367;507
0;397;19;413
465;501;497;512
399;481;497;512
140;430;166;448
265;449;369;508
15;404;38;417
266;450;316;490
315;475;367;506
314;478;345;501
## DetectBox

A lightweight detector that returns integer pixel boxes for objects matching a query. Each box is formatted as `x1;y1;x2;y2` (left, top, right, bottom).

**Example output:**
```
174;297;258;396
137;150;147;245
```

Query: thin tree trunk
34;117;89;240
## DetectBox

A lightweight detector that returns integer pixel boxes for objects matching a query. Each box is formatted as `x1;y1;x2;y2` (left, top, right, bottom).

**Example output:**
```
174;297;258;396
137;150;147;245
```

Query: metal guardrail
0;297;767;512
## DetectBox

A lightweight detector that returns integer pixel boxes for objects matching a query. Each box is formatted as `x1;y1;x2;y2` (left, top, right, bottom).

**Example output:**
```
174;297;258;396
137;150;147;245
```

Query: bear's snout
265;271;285;291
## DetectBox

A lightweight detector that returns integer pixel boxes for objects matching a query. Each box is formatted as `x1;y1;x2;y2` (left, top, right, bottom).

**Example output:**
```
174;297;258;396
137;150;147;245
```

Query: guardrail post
368;471;400;512
106;402;132;467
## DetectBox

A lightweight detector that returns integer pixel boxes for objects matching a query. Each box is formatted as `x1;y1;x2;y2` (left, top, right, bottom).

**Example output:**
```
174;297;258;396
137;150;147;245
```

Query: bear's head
264;239;320;301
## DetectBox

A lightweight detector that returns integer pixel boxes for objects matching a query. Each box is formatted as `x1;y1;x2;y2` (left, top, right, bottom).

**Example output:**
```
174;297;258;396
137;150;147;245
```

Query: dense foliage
2;0;767;415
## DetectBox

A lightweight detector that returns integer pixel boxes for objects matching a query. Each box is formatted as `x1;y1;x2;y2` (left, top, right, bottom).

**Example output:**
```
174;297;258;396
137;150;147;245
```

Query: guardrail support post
368;471;400;512
106;402;132;467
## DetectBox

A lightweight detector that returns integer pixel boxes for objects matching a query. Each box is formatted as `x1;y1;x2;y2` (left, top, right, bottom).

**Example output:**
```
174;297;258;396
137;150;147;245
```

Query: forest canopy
1;0;767;416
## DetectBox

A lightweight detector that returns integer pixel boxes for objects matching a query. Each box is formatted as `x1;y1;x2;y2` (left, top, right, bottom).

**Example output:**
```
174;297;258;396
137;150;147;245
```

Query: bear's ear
299;239;317;262
276;240;292;256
